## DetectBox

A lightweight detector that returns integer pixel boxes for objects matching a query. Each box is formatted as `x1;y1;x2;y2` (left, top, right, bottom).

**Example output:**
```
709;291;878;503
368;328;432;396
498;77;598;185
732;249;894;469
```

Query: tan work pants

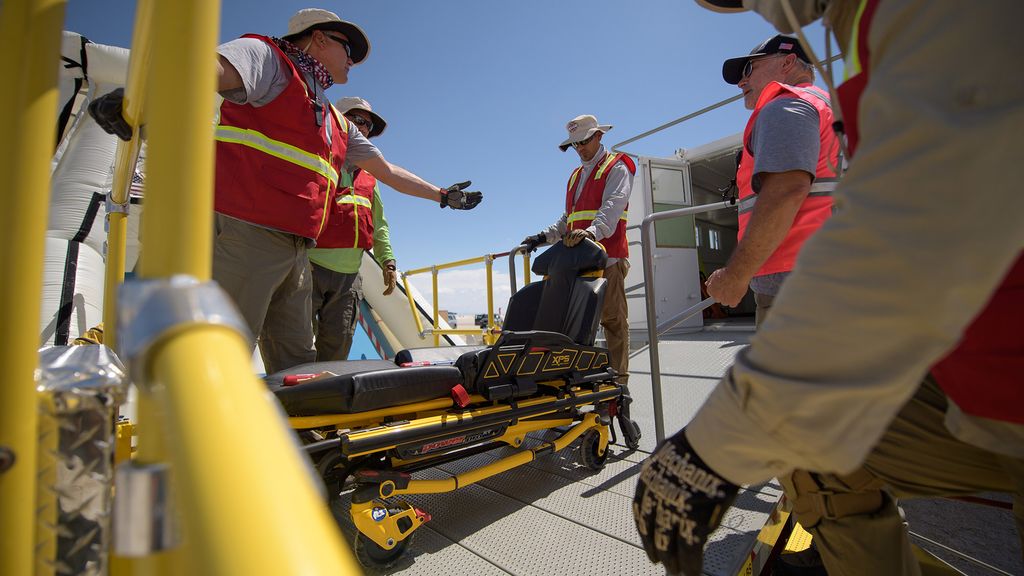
601;259;630;385
212;214;316;374
781;378;1024;576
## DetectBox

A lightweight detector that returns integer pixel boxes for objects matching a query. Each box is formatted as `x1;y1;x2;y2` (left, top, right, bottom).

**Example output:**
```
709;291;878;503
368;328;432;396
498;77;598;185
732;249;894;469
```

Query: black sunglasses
324;34;352;59
571;134;595;149
741;54;784;79
345;114;373;133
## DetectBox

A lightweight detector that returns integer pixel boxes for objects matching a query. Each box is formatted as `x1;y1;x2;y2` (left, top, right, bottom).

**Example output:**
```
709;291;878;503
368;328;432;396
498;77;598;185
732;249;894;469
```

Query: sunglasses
324;34;352;59
571;134;595;149
345;114;373;133
741;54;784;80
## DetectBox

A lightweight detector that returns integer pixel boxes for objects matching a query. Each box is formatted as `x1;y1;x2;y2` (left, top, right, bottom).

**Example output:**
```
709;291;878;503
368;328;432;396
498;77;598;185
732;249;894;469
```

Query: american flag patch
780;42;794;50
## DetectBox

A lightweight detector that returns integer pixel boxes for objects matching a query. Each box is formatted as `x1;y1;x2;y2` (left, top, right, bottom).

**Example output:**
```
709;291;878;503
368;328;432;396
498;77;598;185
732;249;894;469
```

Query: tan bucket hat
559;114;612;151
283;8;371;65
335;96;387;138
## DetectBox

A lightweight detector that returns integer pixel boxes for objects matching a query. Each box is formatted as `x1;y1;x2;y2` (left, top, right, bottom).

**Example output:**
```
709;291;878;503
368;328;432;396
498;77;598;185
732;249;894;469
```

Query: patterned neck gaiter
272;37;334;90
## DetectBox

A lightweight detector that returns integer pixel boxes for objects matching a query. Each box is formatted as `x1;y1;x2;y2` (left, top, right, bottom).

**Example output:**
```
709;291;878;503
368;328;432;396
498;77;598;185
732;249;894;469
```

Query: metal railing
639;200;736;443
403;247;531;346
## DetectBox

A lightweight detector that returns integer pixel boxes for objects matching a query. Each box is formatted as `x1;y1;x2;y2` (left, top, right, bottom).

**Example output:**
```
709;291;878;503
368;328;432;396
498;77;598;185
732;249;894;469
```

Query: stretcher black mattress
267;360;461;416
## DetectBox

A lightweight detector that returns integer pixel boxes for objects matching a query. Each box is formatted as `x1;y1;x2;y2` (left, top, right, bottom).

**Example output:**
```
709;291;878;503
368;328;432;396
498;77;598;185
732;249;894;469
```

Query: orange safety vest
214;34;349;239
316;168;376;249
565;152;634;259
737;82;839;276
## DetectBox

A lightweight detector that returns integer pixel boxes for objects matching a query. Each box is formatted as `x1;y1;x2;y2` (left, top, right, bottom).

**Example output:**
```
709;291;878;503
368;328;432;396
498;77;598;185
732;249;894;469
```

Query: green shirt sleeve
371;182;395;266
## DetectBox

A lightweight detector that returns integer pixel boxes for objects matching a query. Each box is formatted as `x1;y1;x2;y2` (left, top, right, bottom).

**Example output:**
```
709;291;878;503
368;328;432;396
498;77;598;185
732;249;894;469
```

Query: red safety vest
565;152;634;259
214;34;349;239
316;169;376;249
737;82;840;276
838;0;1024;424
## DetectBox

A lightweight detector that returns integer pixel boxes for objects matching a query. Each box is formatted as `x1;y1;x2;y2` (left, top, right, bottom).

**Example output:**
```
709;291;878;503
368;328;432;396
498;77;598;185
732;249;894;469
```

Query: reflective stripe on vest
336;193;372;209
737;178;839;215
567;209;629;224
215;125;340;187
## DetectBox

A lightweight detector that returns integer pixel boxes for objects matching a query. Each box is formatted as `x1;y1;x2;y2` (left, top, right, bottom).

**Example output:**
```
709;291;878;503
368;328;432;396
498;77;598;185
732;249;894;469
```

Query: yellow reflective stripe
567;210;628;224
567;167;582;193
593;153;618;180
336;194;372;208
328;103;350;135
844;0;870;81
215;125;339;186
567;210;597;224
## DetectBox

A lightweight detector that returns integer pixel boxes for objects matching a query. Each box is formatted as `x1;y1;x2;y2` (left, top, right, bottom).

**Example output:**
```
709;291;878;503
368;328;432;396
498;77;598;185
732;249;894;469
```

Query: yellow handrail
116;0;360;573
0;1;66;574
102;0;154;350
402;249;532;346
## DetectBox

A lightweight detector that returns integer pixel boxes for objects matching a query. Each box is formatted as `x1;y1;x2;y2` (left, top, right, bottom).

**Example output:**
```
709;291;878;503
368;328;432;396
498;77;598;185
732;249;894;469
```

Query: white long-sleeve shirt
543;146;633;266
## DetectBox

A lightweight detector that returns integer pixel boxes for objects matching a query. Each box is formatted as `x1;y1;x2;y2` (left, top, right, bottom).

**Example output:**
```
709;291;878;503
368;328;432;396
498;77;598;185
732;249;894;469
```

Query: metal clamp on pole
118;275;252;381
106;191;131;215
113;462;176;556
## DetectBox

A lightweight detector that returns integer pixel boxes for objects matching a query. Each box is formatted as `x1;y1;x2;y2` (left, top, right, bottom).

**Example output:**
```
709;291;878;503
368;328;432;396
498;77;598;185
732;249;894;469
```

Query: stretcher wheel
316;450;346;502
353;530;414;569
579;429;608;471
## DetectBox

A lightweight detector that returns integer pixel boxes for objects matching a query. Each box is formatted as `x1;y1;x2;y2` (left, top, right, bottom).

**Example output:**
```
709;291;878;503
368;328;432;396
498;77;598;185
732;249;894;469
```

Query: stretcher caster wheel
579;429;608;471
353;530;414;569
316;450;347;504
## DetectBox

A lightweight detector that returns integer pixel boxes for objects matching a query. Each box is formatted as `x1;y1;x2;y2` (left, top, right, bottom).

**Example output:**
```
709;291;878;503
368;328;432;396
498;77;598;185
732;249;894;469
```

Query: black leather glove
633;429;739;575
563;228;595;248
88;88;134;142
440;181;482;210
521;232;546;252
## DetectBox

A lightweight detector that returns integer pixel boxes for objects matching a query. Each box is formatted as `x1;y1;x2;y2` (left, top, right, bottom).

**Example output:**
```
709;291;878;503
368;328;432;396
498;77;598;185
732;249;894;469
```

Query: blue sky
65;1;833;316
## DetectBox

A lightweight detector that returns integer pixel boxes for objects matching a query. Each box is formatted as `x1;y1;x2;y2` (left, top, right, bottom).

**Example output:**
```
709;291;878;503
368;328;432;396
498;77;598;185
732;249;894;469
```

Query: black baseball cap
722;34;810;85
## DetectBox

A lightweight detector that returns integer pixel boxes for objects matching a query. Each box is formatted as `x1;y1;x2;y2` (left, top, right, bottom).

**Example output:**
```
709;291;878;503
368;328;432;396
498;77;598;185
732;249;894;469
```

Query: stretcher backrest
503;239;608;345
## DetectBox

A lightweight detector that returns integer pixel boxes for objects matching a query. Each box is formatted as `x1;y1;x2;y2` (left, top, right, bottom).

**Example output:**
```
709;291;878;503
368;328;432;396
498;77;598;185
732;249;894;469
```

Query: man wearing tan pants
523;114;635;387
632;1;1024;575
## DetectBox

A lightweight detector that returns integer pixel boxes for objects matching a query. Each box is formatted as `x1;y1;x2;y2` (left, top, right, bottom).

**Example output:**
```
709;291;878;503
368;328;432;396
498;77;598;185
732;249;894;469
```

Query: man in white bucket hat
91;8;482;374
306;96;396;362
522;114;636;395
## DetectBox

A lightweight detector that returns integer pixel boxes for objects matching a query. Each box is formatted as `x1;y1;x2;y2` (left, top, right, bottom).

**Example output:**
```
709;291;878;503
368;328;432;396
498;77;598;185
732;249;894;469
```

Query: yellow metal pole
432;268;439;346
151;326;359;575
523;252;531;285
129;0;359;572
102;0;155;349
485;256;495;344
0;1;66;574
138;0;214;280
405;253;487;275
402;275;425;335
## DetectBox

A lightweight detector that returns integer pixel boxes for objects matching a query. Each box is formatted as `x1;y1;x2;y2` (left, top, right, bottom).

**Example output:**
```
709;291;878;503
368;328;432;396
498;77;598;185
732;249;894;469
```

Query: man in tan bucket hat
91;8;482;374
523;114;636;392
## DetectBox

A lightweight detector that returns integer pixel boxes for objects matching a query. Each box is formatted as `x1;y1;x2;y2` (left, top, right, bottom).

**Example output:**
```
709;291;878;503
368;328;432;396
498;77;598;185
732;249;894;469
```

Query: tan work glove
382;261;397;296
564;228;595;247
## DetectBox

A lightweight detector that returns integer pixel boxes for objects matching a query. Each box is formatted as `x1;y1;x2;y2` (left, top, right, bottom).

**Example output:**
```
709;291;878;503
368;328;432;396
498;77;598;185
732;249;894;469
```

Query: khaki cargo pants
601;259;630;385
780;377;1024;576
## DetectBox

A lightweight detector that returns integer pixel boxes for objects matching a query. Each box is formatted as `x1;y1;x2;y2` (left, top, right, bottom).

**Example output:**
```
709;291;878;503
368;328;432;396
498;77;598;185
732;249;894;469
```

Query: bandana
272;37;334;90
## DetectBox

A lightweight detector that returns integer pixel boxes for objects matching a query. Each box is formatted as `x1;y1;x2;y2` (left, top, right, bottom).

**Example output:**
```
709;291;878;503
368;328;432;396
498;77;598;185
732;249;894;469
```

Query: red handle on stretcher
283;373;318;386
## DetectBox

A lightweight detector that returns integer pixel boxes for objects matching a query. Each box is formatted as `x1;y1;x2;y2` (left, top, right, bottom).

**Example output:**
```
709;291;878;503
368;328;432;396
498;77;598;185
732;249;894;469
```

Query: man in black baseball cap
722;34;811;86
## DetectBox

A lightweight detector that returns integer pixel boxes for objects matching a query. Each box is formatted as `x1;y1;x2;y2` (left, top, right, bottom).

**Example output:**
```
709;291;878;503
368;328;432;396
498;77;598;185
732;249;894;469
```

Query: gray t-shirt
216;37;381;170
749;97;820;192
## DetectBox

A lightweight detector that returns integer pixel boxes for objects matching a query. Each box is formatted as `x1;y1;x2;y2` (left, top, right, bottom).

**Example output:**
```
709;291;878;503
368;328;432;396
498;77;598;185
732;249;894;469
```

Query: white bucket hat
335;96;387;138
283;8;371;65
558;114;612;151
